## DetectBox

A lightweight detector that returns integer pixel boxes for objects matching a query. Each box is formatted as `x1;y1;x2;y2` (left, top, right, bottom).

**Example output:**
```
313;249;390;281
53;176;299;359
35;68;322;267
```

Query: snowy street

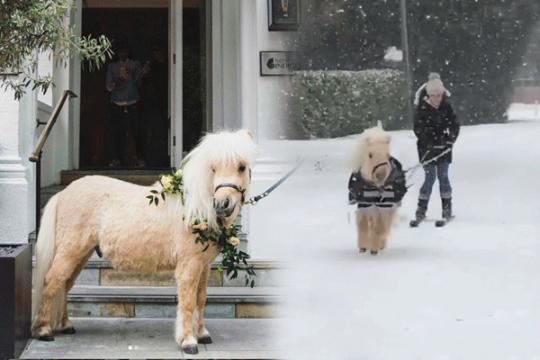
250;108;540;359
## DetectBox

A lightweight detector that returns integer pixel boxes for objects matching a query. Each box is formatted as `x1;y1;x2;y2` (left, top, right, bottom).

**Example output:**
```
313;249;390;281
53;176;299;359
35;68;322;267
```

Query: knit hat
413;72;452;105
425;73;446;95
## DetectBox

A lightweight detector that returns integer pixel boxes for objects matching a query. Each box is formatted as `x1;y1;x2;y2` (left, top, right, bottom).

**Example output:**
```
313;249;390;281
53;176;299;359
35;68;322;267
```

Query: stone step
21;318;283;359
31;252;285;288
68;286;284;319
40;185;65;209
77;258;285;288
60;169;169;186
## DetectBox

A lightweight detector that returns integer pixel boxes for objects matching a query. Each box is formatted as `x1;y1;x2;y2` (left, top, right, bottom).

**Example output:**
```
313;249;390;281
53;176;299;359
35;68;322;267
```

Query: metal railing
29;90;77;234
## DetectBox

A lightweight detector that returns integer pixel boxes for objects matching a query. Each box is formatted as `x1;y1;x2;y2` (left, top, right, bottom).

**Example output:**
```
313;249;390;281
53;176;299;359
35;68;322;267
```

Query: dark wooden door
80;8;169;168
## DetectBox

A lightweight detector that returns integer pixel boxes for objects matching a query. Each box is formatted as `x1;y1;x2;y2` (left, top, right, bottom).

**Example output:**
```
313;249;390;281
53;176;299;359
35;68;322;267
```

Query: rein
213;159;303;207
404;147;452;182
244;159;304;205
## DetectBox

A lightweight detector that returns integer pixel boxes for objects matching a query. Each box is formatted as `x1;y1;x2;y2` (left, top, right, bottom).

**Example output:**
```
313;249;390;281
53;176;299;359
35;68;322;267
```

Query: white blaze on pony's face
182;129;258;230
351;127;392;187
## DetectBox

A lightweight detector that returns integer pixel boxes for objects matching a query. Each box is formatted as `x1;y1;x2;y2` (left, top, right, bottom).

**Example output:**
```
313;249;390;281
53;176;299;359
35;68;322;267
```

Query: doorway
78;0;207;169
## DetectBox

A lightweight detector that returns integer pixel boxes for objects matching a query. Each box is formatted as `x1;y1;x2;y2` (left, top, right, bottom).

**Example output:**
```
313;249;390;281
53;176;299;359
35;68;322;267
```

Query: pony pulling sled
32;130;258;354
348;127;407;255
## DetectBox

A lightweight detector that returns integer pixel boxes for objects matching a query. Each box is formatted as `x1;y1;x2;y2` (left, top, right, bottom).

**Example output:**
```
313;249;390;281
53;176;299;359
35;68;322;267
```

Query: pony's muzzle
214;197;235;217
373;163;390;185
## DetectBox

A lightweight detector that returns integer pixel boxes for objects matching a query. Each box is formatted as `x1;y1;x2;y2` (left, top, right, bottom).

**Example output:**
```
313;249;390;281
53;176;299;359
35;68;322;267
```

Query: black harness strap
349;157;408;208
371;161;390;177
215;183;246;203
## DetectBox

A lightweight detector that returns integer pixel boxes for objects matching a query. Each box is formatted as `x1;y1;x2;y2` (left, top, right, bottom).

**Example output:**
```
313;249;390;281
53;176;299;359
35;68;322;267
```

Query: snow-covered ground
249;105;540;359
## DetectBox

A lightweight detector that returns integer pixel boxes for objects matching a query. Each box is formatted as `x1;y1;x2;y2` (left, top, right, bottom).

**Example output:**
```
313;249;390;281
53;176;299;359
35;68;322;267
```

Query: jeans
419;161;452;201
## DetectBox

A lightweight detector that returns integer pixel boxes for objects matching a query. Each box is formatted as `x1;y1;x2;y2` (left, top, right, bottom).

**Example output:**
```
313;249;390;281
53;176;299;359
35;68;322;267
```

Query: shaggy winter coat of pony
348;126;402;255
31;129;257;355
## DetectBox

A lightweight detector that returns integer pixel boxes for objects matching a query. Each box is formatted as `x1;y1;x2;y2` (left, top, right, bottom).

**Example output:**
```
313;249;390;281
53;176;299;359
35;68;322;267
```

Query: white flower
227;236;240;247
161;175;173;191
192;222;208;231
175;169;183;177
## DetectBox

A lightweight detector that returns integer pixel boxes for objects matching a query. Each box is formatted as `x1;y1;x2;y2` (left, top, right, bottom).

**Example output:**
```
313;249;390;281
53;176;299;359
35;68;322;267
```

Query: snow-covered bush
292;69;408;138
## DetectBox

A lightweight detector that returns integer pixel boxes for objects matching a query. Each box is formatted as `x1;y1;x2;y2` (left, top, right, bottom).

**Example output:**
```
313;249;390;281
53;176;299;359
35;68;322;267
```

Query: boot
415;199;428;220
442;198;452;219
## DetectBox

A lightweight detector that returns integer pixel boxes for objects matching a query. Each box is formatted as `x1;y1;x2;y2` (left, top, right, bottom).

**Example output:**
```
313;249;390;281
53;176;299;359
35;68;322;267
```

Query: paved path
21;318;283;359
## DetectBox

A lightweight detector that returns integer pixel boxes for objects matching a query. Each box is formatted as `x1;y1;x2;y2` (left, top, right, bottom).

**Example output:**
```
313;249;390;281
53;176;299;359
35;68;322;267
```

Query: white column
239;0;259;138
211;0;242;130
0;82;37;243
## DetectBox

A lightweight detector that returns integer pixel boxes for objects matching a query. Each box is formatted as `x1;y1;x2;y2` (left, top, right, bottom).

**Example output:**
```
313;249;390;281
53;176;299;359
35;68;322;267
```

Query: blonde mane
181;130;258;230
349;126;391;173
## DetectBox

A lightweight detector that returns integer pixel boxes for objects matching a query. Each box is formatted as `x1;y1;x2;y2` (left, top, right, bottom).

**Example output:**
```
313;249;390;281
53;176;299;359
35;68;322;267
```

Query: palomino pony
348;126;407;255
32;130;258;354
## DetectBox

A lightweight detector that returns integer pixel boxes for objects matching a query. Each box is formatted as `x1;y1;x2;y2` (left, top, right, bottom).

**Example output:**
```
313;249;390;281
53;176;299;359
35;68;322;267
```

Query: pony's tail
32;194;63;328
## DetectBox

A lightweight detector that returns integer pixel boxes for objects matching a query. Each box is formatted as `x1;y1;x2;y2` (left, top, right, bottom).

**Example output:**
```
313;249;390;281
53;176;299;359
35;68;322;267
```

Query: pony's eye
238;164;246;173
212;167;216;173
369;153;373;159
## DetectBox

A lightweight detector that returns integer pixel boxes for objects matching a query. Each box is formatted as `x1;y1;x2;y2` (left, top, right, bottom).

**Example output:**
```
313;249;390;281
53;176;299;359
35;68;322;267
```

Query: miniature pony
32;130;258;354
348;127;407;255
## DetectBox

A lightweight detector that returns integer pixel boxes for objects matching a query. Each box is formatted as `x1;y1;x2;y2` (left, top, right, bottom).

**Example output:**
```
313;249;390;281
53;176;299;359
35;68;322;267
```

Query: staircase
68;256;284;319
36;171;286;320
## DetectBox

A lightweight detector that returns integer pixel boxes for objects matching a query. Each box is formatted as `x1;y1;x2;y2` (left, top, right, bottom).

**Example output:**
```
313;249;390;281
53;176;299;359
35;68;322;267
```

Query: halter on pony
214;183;247;203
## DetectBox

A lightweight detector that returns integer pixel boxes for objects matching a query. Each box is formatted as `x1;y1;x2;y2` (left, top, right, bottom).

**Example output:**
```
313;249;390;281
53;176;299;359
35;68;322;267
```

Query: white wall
0;82;37;243
255;0;296;140
36;50;61;187
214;0;294;140
243;1;297;256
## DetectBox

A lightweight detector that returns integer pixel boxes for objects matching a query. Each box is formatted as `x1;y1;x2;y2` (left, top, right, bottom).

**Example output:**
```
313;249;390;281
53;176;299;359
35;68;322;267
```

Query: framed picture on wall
268;0;300;31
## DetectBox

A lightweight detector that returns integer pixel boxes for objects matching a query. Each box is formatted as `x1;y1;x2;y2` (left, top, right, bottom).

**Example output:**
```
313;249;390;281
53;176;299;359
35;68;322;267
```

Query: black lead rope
245;158;304;205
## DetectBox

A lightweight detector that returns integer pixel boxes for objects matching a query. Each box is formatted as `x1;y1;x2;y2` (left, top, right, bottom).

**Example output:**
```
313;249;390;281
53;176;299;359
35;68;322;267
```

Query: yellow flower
161;175;173;191
192;222;208;231
175;169;183;177
227;236;240;247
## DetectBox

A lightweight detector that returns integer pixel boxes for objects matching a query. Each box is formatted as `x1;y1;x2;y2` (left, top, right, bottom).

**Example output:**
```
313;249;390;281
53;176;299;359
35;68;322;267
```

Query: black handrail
29;90;77;234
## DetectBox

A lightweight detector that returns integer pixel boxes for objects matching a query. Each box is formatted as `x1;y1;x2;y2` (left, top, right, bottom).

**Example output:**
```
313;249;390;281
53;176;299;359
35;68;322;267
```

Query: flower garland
147;169;256;288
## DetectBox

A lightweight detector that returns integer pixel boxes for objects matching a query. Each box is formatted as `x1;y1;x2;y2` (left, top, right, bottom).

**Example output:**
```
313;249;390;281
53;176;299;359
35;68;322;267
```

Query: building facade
0;0;296;246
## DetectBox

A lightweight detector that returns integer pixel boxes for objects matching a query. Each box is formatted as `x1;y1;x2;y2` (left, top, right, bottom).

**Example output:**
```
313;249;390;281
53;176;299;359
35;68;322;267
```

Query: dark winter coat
414;99;460;164
348;157;408;208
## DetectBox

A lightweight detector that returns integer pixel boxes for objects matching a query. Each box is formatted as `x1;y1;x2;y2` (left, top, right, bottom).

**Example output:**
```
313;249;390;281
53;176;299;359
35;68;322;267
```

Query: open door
79;1;170;169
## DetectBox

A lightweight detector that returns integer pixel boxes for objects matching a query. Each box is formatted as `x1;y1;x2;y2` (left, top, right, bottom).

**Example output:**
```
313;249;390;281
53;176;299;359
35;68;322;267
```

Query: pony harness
348;157;407;209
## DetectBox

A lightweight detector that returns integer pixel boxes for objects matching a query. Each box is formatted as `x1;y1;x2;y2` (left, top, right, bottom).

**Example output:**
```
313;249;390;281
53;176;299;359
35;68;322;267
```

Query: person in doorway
413;73;460;223
105;43;149;167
